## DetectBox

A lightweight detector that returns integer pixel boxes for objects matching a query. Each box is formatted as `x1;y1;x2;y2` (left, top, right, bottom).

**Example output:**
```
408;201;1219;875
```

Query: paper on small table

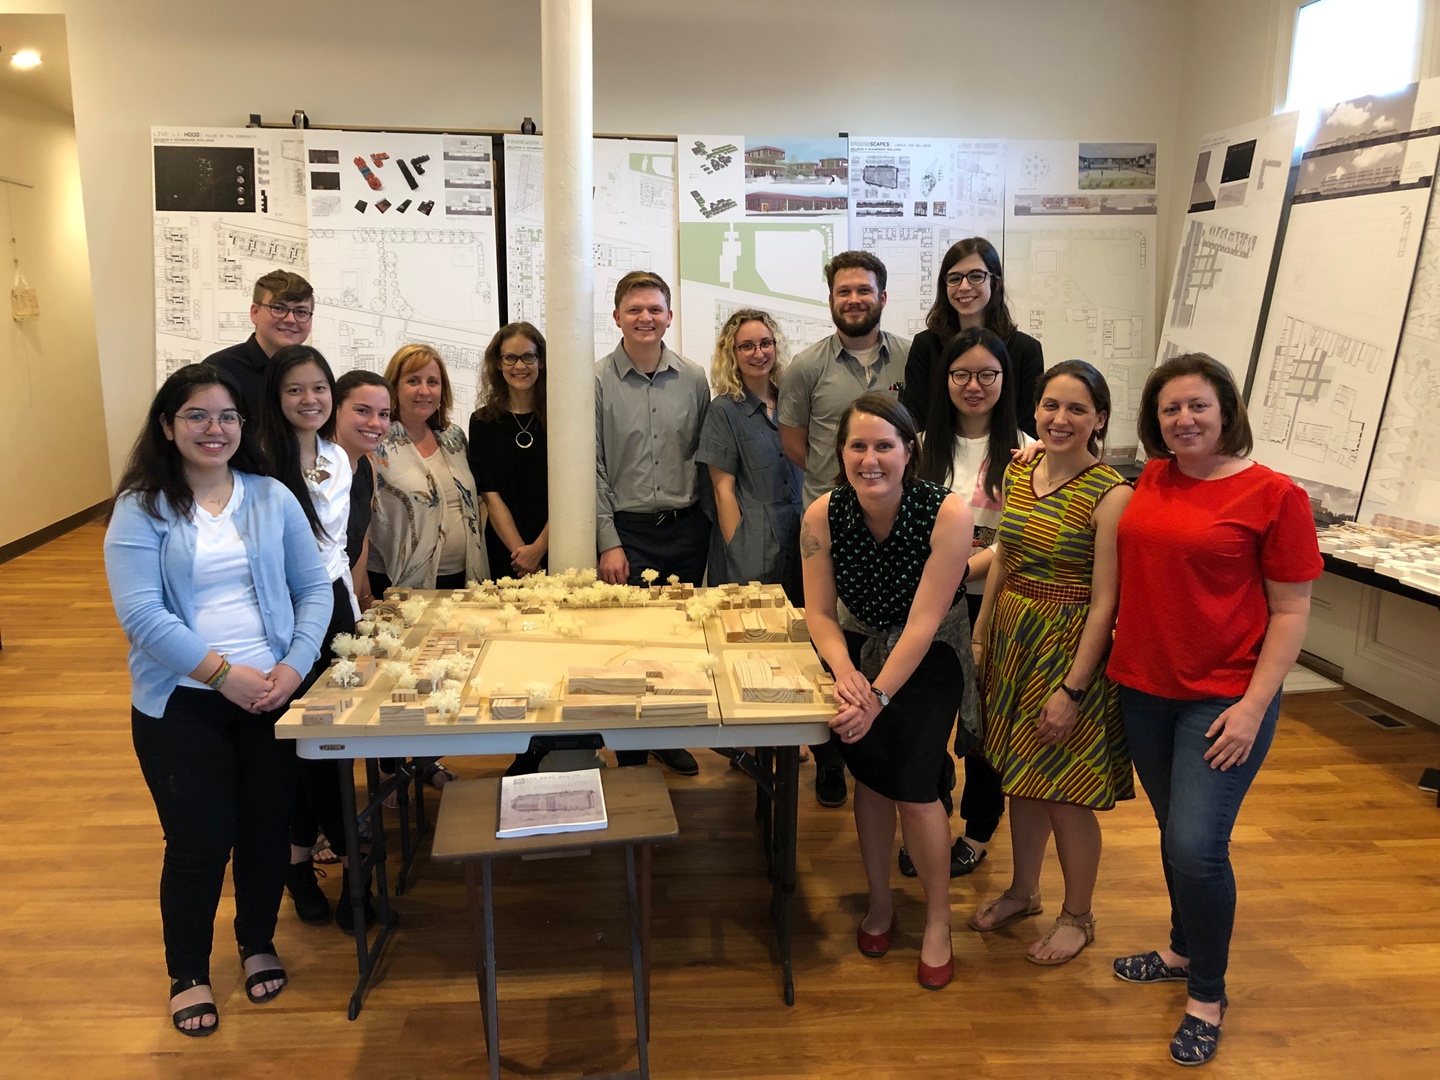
496;768;609;839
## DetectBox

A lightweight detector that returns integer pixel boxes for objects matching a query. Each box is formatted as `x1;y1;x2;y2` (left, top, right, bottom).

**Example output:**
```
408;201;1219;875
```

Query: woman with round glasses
468;323;549;577
104;364;331;1037
697;309;803;588
369;344;489;592
894;326;1034;877
900;237;1044;438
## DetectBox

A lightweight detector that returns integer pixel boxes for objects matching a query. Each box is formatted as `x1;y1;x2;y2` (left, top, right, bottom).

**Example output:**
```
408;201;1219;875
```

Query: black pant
132;688;298;984
291;577;355;856
958;590;1004;842
613;511;710;765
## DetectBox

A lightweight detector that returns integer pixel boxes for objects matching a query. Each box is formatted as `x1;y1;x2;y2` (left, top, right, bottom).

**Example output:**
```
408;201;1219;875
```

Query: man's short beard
831;305;882;338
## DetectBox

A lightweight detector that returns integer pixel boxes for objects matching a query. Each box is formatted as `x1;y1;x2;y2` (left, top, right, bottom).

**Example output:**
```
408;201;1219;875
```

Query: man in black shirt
204;269;314;417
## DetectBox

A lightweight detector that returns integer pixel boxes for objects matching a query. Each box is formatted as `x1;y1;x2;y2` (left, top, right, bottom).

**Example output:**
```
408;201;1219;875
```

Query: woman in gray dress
698;309;803;588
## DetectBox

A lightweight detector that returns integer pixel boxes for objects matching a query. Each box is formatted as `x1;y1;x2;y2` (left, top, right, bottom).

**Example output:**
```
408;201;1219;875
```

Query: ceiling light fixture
10;50;42;69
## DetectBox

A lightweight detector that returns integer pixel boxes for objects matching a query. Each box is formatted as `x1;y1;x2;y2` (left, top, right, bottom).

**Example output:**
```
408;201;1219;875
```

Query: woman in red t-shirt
1107;354;1322;1067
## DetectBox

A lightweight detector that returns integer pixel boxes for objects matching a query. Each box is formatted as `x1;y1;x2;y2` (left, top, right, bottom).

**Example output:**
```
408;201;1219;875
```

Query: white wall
0;0;1187;483
0;81;108;546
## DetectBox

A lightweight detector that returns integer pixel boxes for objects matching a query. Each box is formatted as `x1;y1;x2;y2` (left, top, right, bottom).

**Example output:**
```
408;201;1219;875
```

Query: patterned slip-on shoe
1169;996;1227;1067
1114;950;1189;983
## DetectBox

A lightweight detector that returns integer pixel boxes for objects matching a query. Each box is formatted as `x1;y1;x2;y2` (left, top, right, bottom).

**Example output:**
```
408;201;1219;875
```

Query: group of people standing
107;240;1321;1067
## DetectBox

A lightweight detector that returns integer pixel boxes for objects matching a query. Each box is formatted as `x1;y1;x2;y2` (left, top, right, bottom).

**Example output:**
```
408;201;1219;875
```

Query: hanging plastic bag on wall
11;268;39;321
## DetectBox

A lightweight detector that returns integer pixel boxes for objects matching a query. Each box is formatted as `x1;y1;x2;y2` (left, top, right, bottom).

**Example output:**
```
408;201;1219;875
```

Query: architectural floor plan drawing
848;137;1005;328
303;131;500;413
151;127;308;385
1252;181;1435;516
503;135;678;359
1358;192;1440;533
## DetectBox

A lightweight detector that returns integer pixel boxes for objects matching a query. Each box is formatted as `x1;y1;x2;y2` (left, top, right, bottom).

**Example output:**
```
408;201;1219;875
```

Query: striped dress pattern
983;455;1134;809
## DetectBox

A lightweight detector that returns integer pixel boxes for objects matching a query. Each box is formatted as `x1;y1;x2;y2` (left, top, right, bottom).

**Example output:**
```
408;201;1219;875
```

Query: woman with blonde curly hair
367;343;489;592
697;309;803;587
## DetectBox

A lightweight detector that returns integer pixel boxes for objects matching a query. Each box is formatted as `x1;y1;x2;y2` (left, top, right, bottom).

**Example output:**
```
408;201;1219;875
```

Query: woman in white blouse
368;344;489;592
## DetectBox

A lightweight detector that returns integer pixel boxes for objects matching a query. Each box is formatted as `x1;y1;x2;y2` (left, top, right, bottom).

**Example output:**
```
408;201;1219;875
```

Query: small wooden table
432;768;679;1080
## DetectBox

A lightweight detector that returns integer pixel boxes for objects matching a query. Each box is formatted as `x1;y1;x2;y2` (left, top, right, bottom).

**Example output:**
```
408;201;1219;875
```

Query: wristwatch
872;687;891;708
1058;683;1085;703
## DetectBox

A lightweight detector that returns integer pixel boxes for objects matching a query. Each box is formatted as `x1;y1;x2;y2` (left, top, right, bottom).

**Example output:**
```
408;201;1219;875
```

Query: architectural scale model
1316;522;1440;596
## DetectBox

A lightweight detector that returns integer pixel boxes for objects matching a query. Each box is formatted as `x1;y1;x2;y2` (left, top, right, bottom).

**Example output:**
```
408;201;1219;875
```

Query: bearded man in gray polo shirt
777;250;911;807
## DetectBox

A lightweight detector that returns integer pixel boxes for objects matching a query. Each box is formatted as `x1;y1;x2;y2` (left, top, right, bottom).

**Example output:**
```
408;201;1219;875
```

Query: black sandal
238;943;287;1003
169;977;218;1037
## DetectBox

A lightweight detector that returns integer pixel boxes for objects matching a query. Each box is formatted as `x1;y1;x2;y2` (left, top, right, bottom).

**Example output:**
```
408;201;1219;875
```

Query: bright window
1283;0;1423;115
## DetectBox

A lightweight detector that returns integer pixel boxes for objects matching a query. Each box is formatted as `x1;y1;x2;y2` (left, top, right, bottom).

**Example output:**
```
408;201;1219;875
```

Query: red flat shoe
856;914;899;958
917;950;955;990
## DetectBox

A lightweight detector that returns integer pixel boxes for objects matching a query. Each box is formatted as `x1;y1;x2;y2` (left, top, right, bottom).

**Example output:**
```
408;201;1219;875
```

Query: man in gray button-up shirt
778;251;910;509
595;271;711;586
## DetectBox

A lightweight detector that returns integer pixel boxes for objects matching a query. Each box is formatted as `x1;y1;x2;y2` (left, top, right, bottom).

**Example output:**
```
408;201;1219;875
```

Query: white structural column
541;0;597;571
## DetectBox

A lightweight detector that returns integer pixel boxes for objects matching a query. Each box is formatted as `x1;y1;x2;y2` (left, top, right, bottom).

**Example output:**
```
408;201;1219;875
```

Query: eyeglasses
945;269;994;288
500;352;540;367
949;369;1001;387
262;301;314;322
175;409;244;431
735;338;776;355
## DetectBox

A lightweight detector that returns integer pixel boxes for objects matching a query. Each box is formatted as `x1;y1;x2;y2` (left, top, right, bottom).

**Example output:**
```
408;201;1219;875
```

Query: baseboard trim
1298;649;1344;684
0;501;110;565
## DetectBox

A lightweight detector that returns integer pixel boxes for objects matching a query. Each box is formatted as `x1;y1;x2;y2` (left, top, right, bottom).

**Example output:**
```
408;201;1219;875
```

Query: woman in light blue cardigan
104;364;331;1038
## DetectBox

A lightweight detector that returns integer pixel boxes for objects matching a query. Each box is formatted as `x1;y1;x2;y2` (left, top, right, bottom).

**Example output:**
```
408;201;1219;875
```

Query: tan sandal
1026;907;1095;966
967;888;1043;932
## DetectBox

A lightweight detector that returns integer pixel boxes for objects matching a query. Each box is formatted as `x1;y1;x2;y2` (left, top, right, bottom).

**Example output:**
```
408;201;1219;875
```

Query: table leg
398;758;433;894
340;757;395;1019
465;859;500;1080
772;744;799;1006
625;844;650;1080
756;748;776;882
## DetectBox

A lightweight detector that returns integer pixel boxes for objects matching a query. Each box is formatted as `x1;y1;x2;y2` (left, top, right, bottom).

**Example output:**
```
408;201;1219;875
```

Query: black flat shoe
238;943;287;1003
650;748;700;776
899;837;987;878
286;860;332;925
169;977;218;1038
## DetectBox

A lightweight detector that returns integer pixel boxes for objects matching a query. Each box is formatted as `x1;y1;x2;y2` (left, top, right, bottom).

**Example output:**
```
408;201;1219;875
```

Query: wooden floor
3;522;1439;1079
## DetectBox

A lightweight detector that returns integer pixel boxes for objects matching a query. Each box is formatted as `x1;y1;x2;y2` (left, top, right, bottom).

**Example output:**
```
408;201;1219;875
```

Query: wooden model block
566;667;648;695
786;606;810;642
390;688;417;702
640;698;708;722
815;673;836;704
733;656;814;703
649;670;713;696
721;608;789;643
561;695;639;722
489;695;529;720
378;704;427;722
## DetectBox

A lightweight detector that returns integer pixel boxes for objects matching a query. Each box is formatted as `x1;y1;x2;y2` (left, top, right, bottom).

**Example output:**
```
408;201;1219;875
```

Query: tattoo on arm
800;519;820;560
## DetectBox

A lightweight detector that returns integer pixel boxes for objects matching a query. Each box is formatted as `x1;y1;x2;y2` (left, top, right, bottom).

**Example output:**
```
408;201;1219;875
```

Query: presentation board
1158;113;1298;386
151;126;309;386
677;135;849;368
502;135;678;359
846;136;1005;337
1251;80;1440;518
1003;140;1159;454
302;131;502;419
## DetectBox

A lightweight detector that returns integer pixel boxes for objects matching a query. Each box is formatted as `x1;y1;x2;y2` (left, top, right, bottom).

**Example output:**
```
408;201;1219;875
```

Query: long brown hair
475;322;547;425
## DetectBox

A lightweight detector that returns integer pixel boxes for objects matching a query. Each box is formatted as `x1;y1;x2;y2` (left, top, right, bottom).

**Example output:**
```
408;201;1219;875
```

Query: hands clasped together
219;663;303;714
828;669;883;743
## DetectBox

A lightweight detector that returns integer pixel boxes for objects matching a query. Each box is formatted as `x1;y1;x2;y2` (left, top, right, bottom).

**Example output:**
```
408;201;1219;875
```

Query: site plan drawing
679;135;848;368
152;127;309;385
304;131;501;417
1252;79;1440;517
503;135;678;359
1158;113;1299;386
847;137;1005;335
1004;141;1158;455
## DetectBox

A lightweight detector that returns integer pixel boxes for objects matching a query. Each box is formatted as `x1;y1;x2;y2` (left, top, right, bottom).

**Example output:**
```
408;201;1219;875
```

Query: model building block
378;703;427;722
561;695;639;722
786;606;810;641
489;695;530;720
721;608;790;643
640;698;708;722
733;656;814;703
566;667;648;695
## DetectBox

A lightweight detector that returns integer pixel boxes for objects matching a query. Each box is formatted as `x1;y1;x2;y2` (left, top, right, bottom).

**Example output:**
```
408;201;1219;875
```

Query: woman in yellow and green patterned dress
967;360;1134;965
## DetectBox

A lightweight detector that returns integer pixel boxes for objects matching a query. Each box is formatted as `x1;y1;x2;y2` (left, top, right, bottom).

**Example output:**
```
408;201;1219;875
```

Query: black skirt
838;631;963;803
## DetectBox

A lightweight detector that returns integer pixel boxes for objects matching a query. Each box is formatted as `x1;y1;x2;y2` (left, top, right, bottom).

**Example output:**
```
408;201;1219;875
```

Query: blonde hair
710;309;788;401
384;343;453;430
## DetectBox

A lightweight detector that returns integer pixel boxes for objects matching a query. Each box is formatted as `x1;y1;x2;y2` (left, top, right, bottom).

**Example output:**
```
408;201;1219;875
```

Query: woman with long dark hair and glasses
105;364;330;1036
899;236;1044;437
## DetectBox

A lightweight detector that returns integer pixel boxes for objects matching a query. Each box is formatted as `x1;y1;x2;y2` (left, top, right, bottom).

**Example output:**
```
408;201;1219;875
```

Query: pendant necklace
513;412;536;450
303;451;332;485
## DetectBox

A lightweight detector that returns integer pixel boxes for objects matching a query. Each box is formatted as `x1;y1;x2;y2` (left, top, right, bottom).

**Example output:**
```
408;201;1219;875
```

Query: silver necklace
513;411;536;449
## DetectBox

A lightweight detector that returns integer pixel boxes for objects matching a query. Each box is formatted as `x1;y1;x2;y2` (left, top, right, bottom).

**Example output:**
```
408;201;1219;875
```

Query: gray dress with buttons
697;390;803;584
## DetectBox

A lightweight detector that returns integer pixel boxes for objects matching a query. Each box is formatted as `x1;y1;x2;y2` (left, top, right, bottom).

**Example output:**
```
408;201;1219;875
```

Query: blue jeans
1120;686;1281;1004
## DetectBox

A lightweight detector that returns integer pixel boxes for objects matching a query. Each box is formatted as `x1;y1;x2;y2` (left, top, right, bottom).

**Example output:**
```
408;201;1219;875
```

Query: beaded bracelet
206;656;232;690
